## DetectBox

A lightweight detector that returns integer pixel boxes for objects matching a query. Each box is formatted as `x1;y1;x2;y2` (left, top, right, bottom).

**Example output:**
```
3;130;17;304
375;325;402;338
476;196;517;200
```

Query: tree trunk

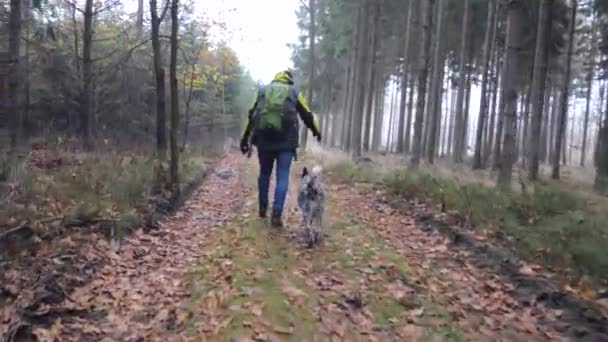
452;0;470;163
441;69;450;156
81;0;94;149
363;2;379;153
151;0;167;159
595;82;606;166
372;75;385;151
548;88;559;163
301;0;316;150
397;0;415;154
340;64;352;149
447;81;456;156
552;1;577;179
497;0;526;189
8;0;22;150
539;80;552;162
350;0;370;158
473;0;497;169
169;0;180;188
410;0;433;169
426;0;445;163
137;0;144;38
387;80;397;151
405;71;415;153
581;13;597;167
529;0;553;177
595;93;608;193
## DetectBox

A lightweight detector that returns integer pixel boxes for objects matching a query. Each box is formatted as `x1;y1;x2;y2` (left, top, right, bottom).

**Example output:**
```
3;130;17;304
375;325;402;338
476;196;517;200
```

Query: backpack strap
252;84;265;121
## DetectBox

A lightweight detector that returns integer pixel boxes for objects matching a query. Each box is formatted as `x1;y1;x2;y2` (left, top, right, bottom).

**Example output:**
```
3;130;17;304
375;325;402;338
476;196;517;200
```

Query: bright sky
123;0;301;84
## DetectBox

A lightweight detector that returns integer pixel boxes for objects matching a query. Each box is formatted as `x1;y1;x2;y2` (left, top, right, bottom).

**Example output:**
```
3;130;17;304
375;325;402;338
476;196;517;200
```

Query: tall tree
473;0;498;169
397;0;414;154
350;0;370;158
8;0;22;150
301;0;316;151
137;0;144;38
363;1;380;152
169;0;180;187
581;10;598;167
497;0;527;188
552;0;577;179
426;0;445;163
410;0;433;169
81;0;94;149
452;0;470;163
528;0;554;180
150;0;168;159
595;84;608;193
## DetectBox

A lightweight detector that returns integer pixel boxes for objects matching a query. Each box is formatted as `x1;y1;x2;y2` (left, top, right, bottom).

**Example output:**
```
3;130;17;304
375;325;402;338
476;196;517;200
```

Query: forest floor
2;151;608;341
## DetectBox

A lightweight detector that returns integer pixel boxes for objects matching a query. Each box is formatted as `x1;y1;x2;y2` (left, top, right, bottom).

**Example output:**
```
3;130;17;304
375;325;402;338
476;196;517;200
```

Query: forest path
21;152;570;341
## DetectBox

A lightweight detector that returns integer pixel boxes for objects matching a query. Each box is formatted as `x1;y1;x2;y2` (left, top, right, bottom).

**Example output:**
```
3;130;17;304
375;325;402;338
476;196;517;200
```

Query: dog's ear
302;167;309;178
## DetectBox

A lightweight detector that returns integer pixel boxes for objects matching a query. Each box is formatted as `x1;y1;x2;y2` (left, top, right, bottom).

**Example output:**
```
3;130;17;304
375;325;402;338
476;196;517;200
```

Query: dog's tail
311;165;322;176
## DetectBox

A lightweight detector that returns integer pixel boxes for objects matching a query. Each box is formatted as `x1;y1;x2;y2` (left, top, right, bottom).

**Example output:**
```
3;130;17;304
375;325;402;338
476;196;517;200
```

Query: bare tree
169;0;179;188
426;0;445;163
473;0;497;169
497;0;526;188
452;0;470;163
81;0;94;149
8;0;22;150
528;0;554;180
410;0;433;169
397;0;414;154
150;0;168;159
552;0;577;180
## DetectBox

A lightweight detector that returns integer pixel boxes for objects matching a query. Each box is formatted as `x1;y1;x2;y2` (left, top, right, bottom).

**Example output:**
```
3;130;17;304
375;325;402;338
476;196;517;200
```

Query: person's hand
313;131;322;143
240;138;250;155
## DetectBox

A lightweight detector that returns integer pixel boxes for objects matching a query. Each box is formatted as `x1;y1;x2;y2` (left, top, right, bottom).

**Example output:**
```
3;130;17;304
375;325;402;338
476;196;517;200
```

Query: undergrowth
1;146;210;239
329;161;608;286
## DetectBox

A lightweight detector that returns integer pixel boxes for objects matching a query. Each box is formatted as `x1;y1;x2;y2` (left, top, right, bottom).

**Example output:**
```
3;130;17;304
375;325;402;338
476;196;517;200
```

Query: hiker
240;69;321;228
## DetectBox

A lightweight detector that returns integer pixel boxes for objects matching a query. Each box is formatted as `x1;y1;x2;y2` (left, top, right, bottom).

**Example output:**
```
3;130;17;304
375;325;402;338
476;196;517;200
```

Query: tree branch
93;0;121;15
64;0;85;14
299;0;309;11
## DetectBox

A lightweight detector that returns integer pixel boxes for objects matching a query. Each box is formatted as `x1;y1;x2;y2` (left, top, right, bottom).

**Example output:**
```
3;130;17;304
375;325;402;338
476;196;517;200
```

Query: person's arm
295;91;321;137
241;89;260;142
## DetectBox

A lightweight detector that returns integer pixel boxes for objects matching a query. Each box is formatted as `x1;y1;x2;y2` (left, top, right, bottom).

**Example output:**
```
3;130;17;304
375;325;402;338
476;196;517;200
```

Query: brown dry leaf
251;302;265;317
201;291;220;315
399;324;423;340
273;324;294;335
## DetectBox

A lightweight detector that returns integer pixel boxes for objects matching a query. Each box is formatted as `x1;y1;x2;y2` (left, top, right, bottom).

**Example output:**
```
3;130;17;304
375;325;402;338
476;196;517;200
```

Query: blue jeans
258;150;294;215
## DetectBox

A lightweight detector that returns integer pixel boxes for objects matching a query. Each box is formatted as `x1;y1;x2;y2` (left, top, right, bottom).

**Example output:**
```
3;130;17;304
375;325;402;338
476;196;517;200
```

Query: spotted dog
297;166;325;248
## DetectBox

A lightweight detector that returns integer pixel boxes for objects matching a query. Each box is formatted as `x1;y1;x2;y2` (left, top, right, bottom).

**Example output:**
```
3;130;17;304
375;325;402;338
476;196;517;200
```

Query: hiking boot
259;205;267;218
271;210;283;229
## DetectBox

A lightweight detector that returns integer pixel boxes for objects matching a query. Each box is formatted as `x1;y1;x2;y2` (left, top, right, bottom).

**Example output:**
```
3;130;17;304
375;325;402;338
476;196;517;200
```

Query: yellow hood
272;71;293;84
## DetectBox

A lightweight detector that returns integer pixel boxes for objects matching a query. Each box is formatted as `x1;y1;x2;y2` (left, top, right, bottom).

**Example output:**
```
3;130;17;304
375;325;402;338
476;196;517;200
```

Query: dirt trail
4;152;595;341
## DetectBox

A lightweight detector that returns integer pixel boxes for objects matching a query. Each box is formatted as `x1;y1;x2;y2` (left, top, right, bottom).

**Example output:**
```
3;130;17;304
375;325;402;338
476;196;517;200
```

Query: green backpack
252;82;298;142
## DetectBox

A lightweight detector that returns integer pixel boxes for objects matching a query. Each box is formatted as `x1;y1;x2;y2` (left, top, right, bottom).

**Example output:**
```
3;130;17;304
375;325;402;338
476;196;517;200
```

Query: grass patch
329;160;608;286
1;147;210;240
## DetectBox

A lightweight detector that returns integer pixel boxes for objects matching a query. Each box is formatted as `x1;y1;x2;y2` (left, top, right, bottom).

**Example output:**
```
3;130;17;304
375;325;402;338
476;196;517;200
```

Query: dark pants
258;150;294;215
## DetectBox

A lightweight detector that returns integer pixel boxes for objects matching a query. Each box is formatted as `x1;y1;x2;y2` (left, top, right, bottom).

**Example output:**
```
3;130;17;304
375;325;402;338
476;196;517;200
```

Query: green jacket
242;71;320;152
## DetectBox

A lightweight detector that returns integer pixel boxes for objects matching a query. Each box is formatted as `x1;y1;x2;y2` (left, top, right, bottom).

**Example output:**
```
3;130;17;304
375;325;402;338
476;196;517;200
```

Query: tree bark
410;0;433;169
301;0;316;150
137;0;144;38
452;0;470;163
497;0;526;189
151;0;167;159
8;0;22;150
169;0;179;188
81;0;94;149
473;0;497;169
397;0;415;154
350;0;370;158
528;0;554;178
552;0;577;179
581;12;597;167
539;80;552;162
363;2;379;153
426;0;445;163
